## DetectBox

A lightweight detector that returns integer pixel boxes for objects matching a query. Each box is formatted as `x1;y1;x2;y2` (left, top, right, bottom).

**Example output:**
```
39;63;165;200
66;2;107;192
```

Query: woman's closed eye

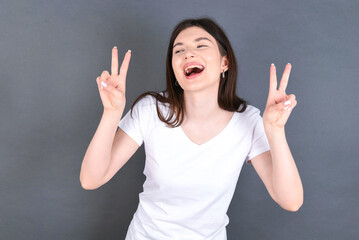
174;45;207;54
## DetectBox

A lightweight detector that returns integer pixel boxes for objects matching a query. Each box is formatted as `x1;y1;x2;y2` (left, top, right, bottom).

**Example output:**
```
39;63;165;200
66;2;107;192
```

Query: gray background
1;0;358;239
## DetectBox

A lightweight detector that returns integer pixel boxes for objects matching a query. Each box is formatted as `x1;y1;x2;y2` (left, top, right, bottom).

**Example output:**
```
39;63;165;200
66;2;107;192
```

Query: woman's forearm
266;128;303;211
79;111;122;189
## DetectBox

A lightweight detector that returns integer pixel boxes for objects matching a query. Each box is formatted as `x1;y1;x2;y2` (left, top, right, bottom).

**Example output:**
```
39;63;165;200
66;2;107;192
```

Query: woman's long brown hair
129;17;247;127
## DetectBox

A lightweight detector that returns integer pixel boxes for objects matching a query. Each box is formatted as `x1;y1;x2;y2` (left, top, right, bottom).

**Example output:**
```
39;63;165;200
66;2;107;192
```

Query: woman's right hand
96;47;131;117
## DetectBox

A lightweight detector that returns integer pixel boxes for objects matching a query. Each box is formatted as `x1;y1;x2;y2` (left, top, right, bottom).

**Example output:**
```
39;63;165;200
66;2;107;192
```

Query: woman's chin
180;81;219;94
178;77;204;90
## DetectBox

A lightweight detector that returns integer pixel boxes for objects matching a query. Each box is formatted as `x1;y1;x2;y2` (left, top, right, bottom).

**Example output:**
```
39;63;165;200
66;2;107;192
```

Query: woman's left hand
263;63;297;132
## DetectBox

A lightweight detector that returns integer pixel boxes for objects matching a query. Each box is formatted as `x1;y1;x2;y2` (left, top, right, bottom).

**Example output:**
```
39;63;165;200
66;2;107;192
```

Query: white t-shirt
118;93;270;240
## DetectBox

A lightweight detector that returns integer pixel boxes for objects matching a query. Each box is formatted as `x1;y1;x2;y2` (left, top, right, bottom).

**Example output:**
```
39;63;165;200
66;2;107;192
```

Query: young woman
80;18;303;240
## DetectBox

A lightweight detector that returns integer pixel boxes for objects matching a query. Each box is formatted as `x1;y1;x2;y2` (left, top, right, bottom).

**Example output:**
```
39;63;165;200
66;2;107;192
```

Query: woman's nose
184;50;195;59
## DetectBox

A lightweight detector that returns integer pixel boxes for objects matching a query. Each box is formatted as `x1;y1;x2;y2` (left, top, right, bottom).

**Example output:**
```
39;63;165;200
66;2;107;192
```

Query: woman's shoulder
237;104;263;121
133;91;166;107
243;104;261;114
132;91;171;119
131;91;170;129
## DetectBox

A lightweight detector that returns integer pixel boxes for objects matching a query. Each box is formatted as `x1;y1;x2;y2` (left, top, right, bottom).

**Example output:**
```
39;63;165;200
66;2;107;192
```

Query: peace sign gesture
96;47;131;117
263;63;297;132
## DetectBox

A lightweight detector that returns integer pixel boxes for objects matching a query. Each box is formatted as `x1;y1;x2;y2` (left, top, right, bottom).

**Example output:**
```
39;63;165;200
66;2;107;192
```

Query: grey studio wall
1;0;358;239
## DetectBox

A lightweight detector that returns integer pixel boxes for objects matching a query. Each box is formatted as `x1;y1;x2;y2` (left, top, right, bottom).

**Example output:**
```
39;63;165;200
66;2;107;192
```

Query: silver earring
222;71;225;78
175;80;179;86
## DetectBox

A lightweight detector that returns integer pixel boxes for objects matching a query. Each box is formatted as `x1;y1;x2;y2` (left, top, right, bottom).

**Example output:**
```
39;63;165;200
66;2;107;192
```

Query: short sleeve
118;102;144;147
245;112;270;165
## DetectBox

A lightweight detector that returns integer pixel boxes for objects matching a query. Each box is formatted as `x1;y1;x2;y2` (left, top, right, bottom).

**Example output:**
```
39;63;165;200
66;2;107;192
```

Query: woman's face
172;26;228;93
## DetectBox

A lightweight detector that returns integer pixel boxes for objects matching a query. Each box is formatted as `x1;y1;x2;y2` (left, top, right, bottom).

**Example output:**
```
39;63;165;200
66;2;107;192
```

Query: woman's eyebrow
173;37;212;49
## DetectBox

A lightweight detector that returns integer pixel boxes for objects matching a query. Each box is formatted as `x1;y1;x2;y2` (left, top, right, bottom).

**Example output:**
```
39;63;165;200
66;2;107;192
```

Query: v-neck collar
178;112;237;148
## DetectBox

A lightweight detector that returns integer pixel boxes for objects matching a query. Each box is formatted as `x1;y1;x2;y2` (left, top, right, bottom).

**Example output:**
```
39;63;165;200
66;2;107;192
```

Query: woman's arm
265;129;303;211
80;112;121;189
258;63;303;211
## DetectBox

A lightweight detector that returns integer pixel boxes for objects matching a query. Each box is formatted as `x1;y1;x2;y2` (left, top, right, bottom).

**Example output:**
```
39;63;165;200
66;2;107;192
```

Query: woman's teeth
184;65;204;75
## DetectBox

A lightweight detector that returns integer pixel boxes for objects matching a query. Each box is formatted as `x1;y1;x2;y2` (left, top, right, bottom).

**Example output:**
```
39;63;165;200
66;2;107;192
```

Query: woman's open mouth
183;64;205;79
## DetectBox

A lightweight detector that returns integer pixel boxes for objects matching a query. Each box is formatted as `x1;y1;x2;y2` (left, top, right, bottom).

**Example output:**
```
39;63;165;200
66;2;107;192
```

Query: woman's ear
222;55;229;72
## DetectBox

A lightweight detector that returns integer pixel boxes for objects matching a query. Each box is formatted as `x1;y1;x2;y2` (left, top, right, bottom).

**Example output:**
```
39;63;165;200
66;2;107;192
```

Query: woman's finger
111;46;119;76
100;70;110;83
101;81;122;98
101;70;110;79
278;63;292;93
118;50;132;84
282;95;297;111
269;63;277;93
96;76;102;90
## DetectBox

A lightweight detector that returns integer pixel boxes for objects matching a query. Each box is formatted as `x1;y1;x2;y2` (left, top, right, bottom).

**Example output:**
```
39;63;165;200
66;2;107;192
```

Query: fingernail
114;46;117;49
284;100;291;105
271;63;274;66
287;107;292;111
101;81;107;87
128;50;131;53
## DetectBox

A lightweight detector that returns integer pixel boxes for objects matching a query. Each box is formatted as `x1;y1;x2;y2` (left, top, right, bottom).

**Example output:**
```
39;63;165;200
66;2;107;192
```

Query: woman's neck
182;87;225;125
